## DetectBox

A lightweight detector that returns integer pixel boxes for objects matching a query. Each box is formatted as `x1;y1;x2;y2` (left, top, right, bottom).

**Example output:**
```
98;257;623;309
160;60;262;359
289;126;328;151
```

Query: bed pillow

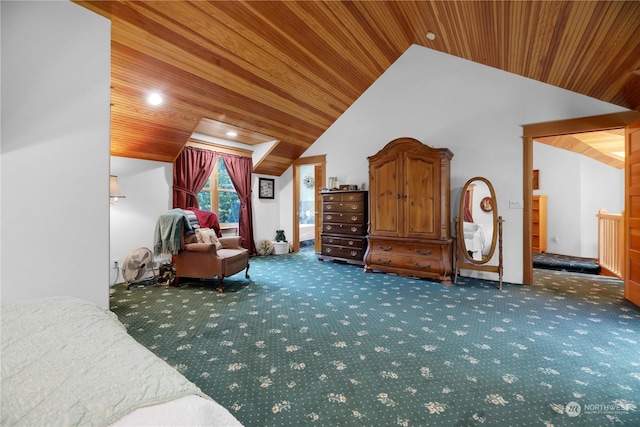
195;228;223;250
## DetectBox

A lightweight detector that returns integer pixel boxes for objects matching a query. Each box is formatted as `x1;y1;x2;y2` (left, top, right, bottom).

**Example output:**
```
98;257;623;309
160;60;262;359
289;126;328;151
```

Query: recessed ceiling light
426;32;436;41
226;131;238;138
147;93;163;106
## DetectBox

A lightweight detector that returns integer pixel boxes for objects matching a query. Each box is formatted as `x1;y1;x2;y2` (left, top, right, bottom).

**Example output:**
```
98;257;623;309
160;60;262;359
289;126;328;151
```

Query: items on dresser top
364;137;454;284
318;190;368;266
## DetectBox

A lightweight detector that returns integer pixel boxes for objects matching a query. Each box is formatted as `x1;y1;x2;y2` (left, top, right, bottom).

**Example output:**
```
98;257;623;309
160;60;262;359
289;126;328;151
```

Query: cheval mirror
454;177;504;289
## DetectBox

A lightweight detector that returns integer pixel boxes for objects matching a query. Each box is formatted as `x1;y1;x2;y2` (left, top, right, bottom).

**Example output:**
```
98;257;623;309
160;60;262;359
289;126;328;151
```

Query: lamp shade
109;175;126;199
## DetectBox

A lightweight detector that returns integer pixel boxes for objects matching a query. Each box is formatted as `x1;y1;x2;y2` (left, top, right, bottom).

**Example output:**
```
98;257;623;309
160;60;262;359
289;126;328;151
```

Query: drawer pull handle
378;245;392;251
414;249;432;255
347;240;354;246
326;205;332;210
350;251;358;256
351;227;358;232
328;238;334;243
377;258;392;265
351;216;358;221
351;205;358;210
348;196;356;200
326;248;332;253
414;262;431;269
326;225;332;230
326;214;332;220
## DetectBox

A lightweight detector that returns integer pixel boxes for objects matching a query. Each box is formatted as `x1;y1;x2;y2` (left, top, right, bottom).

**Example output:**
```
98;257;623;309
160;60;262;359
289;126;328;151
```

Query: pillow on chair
195;228;223;250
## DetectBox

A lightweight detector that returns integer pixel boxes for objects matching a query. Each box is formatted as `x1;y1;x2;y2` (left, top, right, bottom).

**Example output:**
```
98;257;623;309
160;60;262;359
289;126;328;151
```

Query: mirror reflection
455;177;504;290
460;179;496;262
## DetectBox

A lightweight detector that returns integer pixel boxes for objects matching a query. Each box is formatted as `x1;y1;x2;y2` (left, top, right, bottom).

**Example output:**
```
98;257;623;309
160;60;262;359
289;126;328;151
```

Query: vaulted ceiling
75;1;640;175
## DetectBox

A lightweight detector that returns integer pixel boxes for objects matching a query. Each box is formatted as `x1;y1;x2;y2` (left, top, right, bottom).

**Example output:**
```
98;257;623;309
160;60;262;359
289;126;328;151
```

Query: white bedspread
1;297;238;426
463;222;488;260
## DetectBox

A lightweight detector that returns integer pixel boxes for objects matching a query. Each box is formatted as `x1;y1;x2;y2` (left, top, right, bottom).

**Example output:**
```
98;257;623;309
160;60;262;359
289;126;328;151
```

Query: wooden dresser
532;194;547;253
364;138;454;284
319;190;368;265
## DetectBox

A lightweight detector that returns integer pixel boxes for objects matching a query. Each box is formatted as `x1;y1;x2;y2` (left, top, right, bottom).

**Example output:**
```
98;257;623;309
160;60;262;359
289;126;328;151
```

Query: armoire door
404;152;437;239
369;152;402;237
625;118;640;307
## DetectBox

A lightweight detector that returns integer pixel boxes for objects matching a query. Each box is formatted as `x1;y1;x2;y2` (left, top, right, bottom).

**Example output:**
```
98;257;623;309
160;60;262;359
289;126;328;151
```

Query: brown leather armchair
173;233;250;293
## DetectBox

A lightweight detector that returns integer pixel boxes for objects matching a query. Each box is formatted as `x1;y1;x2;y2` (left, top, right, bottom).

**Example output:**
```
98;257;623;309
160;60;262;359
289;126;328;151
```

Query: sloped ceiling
75;1;640;175
536;129;625;169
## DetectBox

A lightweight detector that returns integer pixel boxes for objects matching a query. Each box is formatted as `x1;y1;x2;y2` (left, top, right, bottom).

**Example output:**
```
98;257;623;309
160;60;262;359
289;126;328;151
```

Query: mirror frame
458;177;498;265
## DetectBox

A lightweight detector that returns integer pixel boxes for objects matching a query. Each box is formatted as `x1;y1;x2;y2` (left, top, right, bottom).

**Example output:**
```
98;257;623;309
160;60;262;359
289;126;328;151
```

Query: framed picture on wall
533;169;540;190
258;178;275;199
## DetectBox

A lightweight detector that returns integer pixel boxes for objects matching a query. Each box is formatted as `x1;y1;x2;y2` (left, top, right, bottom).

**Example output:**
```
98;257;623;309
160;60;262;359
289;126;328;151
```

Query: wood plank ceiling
75;1;640;176
536;129;625;169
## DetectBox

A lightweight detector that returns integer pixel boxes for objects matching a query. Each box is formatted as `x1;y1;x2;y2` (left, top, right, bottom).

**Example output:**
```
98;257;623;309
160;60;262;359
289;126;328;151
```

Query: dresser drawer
368;252;444;272
322;235;340;245
322;192;366;203
365;237;453;277
323;223;365;235
321;244;363;261
341;237;365;249
323;212;365;224
323;201;364;213
369;240;441;261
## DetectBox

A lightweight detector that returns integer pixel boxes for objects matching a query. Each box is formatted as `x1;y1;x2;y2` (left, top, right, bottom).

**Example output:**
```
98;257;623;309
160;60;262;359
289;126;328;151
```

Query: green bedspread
1;297;209;426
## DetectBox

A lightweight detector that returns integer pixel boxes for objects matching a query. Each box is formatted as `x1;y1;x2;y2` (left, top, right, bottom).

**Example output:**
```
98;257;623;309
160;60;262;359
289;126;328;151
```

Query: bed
1;296;242;427
463;221;491;260
299;223;315;242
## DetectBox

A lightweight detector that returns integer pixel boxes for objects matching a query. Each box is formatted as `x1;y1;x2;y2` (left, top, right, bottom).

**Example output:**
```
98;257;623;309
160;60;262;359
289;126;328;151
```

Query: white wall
533;142;624;258
299;44;627;284
252;170;293;244
109;157;173;284
1;1;111;306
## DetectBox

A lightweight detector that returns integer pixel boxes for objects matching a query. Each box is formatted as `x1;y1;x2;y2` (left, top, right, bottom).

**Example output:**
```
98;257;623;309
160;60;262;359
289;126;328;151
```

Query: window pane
197;191;211;211
217;158;234;190
218;191;240;223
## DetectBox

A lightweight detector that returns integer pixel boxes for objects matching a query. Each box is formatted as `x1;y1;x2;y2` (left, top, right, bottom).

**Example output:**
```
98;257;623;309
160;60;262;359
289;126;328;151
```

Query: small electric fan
121;247;156;289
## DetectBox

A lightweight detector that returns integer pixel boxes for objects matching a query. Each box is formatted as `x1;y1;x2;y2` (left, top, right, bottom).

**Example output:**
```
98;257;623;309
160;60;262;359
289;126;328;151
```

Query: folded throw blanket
154;209;192;255
188;208;222;237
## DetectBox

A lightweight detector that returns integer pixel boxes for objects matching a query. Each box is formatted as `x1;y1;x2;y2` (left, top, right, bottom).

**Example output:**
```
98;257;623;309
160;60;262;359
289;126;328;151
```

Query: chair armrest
219;236;242;248
183;242;217;254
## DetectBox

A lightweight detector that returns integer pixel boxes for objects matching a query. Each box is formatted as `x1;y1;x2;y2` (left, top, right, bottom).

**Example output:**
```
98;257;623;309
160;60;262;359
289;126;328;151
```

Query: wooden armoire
364;137;454;284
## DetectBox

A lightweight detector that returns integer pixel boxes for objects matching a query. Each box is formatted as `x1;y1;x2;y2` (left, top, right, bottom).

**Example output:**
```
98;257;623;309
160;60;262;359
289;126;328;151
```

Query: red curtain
463;189;474;223
222;154;257;255
173;147;217;209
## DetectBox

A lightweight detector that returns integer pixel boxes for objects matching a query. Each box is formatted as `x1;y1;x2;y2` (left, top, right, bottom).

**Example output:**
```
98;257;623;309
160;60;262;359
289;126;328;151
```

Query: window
197;157;240;224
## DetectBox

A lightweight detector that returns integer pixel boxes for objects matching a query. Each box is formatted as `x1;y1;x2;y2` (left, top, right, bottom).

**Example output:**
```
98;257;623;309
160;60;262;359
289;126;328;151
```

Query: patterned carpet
110;249;639;426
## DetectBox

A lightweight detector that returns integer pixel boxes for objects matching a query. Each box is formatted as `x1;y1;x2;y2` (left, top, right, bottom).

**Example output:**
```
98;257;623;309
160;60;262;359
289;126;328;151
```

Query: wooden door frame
292;155;326;253
522;111;640;284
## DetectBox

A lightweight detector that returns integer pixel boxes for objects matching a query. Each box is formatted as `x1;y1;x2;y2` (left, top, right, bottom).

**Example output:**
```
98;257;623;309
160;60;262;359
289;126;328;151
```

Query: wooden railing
597;209;624;279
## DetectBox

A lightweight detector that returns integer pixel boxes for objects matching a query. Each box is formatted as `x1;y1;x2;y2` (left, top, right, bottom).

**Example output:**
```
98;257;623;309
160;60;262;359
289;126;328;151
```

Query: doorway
522;111;640;284
292;155;326;253
532;134;623;262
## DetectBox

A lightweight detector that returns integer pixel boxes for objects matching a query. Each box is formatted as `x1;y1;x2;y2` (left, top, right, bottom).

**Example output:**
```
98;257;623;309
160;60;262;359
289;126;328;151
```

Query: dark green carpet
110;249;639;426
